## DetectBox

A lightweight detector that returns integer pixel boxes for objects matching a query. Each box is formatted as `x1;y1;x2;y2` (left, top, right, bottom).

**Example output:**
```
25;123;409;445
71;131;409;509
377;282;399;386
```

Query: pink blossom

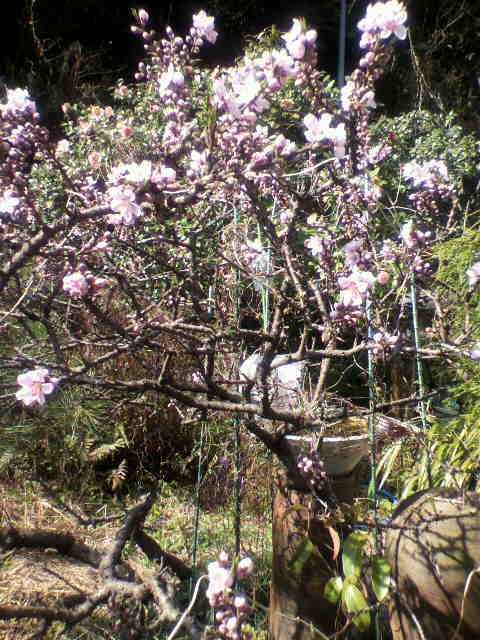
118;124;133;138
403;159;449;190
279;209;294;224
272;134;297;157
158;67;185;98
192;10;218;44
338;269;375;307
88;151;102;168
303;113;333;143
90;105;104;119
56;139;70;155
152;165;177;187
206;561;234;605
358;1;407;48
189;149;209;176
16;369;58;407
466;261;480;287
233;594;248;610
106;185;143;225
371;330;400;355
225;616;238;632
282;19;317;60
377;270;390;285
305;235;325;257
341;81;376;112
400;220;429;249
63;272;89;297
0;191;21;215
303;114;346;157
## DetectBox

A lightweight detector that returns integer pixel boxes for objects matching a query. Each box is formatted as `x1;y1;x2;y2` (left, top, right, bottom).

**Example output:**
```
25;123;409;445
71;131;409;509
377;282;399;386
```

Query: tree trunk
269;471;361;640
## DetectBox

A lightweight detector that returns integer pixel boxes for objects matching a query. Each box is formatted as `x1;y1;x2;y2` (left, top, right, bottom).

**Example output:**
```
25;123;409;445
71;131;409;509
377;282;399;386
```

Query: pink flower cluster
297;450;327;489
341;80;376;112
338;269;375;307
403;159;449;190
303;113;346;158
206;553;254;640
62;271;109;298
192;10;218;44
399;220;430;250
358;0;407;49
281;18;317;61
0;88;36;116
371;330;400;356
16;369;58;406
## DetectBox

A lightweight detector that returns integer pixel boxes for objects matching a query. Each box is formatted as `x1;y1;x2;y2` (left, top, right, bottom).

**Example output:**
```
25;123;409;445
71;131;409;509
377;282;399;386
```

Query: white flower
282;19;317;60
400;220;428;249
158;67;185;98
236;556;254;577
206;561;234;605
358;1;407;48
56;139;70;155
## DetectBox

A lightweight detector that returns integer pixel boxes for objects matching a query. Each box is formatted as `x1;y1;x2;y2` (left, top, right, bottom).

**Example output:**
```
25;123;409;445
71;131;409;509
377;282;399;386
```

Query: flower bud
138;9;149;26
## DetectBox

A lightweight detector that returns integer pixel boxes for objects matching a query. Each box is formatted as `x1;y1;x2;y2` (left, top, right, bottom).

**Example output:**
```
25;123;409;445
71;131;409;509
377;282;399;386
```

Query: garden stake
190;418;205;597
410;274;433;487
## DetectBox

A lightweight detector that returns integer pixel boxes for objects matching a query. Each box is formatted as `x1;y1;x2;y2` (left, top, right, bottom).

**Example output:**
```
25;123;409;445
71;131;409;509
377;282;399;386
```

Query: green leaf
371;557;391;601
289;540;316;577
324;576;343;605
342;582;371;632
342;532;368;579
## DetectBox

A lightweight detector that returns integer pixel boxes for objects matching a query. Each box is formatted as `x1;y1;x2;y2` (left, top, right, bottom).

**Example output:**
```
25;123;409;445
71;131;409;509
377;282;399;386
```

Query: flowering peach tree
0;1;479;633
1;1;475;473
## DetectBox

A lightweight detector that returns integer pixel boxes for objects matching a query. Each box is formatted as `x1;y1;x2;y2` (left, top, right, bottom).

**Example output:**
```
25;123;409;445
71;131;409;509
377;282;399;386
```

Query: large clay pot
386;488;480;640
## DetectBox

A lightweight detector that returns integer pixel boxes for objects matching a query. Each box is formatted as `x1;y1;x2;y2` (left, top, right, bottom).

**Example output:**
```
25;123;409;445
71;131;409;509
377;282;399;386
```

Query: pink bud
138;9;149;26
237;557;254;577
119;124;133;138
87;151;102;168
377;270;389;285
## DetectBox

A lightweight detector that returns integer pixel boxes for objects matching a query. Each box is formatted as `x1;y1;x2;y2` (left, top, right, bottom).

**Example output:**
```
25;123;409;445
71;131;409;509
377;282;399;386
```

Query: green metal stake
410;274;432;486
190;420;204;597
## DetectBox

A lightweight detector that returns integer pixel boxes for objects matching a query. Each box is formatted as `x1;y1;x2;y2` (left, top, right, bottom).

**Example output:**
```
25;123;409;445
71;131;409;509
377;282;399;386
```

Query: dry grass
0;459;274;638
0;481;121;639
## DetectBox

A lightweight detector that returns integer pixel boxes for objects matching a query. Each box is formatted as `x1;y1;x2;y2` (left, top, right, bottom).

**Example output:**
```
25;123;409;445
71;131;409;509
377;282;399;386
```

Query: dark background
1;0;480;127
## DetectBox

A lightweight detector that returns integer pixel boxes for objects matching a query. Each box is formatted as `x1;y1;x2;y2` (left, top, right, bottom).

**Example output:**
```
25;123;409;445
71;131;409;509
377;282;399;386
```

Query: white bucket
239;353;304;409
286;430;370;477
